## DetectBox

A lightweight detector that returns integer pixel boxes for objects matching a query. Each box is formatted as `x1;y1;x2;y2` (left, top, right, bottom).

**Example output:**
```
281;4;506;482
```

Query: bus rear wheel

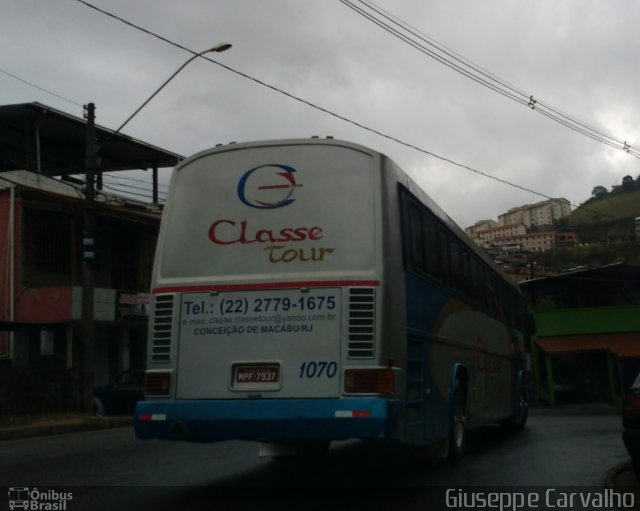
501;381;529;433
448;379;467;463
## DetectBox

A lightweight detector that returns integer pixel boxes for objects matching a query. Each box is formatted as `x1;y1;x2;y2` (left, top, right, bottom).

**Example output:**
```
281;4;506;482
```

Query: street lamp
80;43;232;413
103;42;233;147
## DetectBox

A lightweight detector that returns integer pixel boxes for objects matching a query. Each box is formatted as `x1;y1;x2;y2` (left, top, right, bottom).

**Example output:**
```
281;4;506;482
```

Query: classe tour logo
208;163;335;264
237;164;302;209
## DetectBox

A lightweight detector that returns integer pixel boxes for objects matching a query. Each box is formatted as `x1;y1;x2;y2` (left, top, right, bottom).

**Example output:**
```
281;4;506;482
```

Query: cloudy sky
2;0;639;228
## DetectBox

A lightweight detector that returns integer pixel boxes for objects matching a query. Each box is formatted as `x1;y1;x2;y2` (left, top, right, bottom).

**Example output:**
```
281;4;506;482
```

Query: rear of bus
134;139;398;447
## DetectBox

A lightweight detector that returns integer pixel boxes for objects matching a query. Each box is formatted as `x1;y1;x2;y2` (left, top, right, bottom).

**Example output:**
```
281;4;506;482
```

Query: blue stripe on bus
134;398;396;443
405;273;450;334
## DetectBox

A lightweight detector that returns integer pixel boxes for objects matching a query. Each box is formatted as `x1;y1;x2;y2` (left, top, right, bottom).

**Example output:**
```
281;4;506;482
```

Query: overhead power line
100;180;166;202
103;173;168;192
101;174;168;201
339;0;640;159
55;173;167;203
72;0;619;220
0;68;83;107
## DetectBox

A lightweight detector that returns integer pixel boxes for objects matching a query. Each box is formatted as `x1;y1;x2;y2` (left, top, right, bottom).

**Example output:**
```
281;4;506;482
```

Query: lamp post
103;43;233;147
80;43;232;413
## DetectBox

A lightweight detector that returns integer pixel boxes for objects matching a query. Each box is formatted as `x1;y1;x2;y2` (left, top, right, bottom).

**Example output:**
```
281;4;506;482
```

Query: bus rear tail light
623;394;640;417
344;369;395;395
144;371;172;397
623;392;640;428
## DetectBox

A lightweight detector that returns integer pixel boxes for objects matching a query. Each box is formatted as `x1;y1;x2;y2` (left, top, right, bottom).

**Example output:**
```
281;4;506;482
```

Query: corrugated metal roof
537;332;640;358
521;262;638;286
0;102;183;175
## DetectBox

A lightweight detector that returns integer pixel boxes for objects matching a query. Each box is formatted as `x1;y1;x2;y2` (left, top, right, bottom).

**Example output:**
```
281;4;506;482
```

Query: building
464;219;498;238
498;198;571;229
555;229;578;247
473;223;527;249
466;198;575;255
0;102;181;413
494;231;557;253
475;228;573;255
520;264;640;406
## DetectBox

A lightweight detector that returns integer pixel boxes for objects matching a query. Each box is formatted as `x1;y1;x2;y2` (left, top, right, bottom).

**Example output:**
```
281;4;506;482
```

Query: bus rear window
157;145;378;281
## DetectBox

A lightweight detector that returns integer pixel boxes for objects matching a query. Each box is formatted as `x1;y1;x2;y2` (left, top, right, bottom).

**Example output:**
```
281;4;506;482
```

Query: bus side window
469;256;483;305
437;228;451;282
408;204;425;273
460;248;471;293
449;237;463;292
422;212;439;278
487;274;502;316
480;265;492;311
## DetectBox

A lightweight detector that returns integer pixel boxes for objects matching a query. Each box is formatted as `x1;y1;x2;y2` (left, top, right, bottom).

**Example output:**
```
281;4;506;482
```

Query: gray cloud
2;0;638;228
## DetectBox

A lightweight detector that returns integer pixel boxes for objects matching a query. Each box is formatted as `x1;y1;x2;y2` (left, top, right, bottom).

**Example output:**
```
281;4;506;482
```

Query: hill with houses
465;174;640;276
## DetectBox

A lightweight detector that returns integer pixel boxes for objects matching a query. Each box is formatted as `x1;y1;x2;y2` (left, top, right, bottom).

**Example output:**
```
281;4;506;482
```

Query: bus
134;138;531;460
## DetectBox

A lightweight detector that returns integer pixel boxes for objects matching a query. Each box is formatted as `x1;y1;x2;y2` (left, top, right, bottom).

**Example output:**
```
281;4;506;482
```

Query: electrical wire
104;173;169;190
0;0;616;220
343;0;640;156
0;68;83;108
101;176;167;201
340;0;640;158
71;0;620;220
100;181;166;201
0;0;607;222
337;0;531;108
102;175;167;194
54;172;167;203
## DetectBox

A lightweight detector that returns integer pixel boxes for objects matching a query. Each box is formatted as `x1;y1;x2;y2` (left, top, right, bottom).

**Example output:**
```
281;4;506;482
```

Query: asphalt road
0;412;630;511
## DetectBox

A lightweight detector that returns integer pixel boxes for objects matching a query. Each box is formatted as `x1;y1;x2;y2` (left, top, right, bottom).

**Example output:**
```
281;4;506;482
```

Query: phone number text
183;295;337;317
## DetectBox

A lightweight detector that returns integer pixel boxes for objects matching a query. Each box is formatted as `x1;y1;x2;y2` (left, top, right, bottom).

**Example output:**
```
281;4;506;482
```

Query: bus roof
172;137;520;293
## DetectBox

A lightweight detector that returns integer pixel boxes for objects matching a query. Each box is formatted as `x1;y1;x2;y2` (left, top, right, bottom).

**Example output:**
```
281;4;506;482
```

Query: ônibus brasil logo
237;164;302;209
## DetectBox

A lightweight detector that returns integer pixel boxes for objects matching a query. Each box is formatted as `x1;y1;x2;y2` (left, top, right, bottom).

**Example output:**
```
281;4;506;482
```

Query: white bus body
135;139;529;456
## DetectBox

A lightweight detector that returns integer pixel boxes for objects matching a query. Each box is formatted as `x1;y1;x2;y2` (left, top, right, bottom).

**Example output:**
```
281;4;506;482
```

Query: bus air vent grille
347;288;375;359
151;294;174;363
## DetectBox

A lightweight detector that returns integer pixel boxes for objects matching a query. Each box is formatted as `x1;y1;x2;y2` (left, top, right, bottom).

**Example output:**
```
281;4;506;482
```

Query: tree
622;175;634;191
591;185;609;199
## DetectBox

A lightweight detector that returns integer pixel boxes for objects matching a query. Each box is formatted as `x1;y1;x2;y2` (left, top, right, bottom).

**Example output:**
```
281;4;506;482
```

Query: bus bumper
134;398;396;442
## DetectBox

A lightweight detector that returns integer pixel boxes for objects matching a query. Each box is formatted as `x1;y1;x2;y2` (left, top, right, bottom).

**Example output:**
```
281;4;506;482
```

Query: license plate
232;364;281;390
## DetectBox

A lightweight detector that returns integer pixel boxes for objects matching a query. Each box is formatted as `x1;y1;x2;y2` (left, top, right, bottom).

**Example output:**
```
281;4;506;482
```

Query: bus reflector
335;410;372;418
144;371;172;397
138;413;167;422
344;369;395;394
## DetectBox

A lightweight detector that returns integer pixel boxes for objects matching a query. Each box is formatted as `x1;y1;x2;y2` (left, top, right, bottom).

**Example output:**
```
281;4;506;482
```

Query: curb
529;406;619;416
0;417;133;442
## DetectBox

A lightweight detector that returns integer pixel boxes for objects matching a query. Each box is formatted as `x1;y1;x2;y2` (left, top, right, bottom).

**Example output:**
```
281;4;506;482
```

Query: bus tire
501;379;529;433
448;379;467;463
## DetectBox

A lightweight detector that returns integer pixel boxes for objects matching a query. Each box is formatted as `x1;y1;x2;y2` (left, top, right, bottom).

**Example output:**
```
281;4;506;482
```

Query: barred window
22;208;71;286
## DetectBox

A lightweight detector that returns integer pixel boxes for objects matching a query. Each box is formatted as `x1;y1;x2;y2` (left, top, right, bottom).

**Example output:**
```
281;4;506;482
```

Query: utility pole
81;102;97;413
74;44;232;412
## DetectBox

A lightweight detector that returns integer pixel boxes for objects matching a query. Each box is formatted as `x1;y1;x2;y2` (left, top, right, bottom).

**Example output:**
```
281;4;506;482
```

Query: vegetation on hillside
561;174;640;245
569;174;640;226
536;241;640;271
535;174;640;271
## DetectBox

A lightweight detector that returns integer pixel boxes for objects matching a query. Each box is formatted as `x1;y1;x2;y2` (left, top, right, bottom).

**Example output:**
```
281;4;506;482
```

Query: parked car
622;372;640;473
93;369;145;416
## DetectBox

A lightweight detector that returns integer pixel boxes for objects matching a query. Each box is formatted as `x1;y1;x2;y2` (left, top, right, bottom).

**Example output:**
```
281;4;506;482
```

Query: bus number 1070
299;361;338;379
